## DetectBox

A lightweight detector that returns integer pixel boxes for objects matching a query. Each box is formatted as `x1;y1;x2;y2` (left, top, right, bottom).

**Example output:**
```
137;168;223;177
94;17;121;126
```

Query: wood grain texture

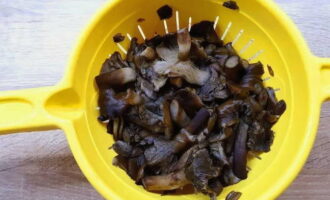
0;0;329;200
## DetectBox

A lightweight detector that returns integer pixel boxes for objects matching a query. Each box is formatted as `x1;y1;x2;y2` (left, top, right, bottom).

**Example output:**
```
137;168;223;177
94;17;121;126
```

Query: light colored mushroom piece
96;67;137;88
168;61;210;85
225;55;240;68
156;45;178;64
163;99;174;139
142;169;189;191
151;61;169;91
140;47;156;60
170;99;191;128
177;28;191;60
153;60;209;86
113;118;120;140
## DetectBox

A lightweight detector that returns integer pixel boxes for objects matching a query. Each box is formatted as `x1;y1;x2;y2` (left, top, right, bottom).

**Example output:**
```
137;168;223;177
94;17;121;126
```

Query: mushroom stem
172;108;210;152
233;121;249;179
170;99;191;128
96;68;136;89
185;108;210;135
163;99;174;139
224;56;245;82
177;28;191;60
142;170;189;191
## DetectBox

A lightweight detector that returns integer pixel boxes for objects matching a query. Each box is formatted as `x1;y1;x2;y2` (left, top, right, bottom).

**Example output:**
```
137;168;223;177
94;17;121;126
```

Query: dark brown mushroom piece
240;62;264;92
221;167;241;186
190;20;222;44
101;51;130;74
190;41;208;61
226;191;242;200
126;106;164;134
208;127;233;143
143;137;177;166
127;155;146;182
157;5;173;20
145;35;163;48
258;88;269;107
273;100;286;116
199;68;228;102
100;59;116;74
208;179;224;199
144;108;210;167
112;140;133;157
112;155;129;171
225;42;238;56
233;121;249;179
110;52;130;68
127;37;141;62
223;1;239;10
98;89;131;119
247;121;274;152
113;33;125;43
185;149;220;194
267;65;275;76
266;87;278;110
214;47;230;56
210;142;229;167
142;131;195;167
96;68;136;89
137;18;145;23
217;100;243;128
169;145;198;172
174;88;204;117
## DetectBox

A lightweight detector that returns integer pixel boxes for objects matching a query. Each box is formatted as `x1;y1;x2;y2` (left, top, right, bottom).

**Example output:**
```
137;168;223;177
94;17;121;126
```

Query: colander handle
0;87;61;135
318;57;330;102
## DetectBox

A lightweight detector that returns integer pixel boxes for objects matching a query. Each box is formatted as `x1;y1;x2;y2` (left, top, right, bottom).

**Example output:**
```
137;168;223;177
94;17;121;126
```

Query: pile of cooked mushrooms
95;5;286;200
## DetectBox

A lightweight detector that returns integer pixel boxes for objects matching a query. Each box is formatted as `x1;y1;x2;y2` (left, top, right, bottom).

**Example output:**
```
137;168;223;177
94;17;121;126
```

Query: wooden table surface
0;0;329;199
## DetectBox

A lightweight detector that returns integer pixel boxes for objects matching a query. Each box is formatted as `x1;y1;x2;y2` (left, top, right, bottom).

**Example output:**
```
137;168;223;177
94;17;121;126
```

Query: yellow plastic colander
0;0;329;199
